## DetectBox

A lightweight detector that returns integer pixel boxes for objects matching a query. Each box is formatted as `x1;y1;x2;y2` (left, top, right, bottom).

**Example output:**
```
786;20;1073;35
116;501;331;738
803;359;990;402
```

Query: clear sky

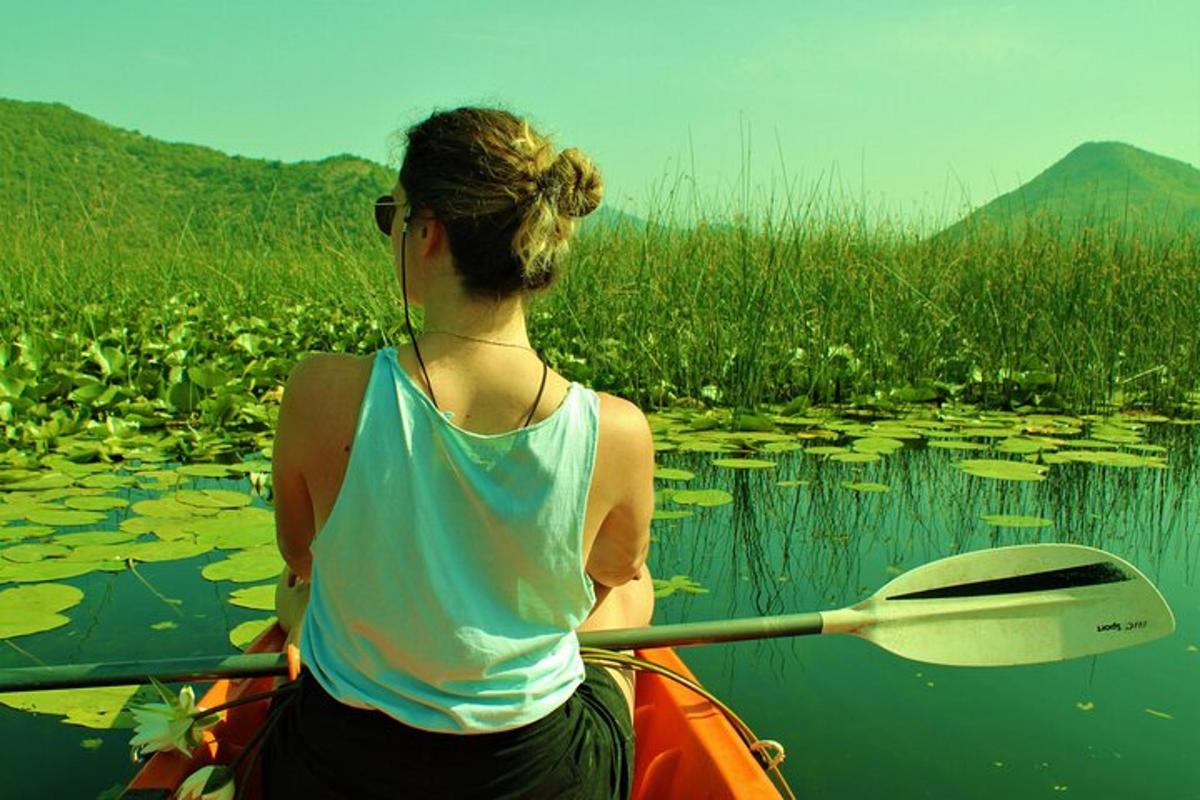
2;0;1197;226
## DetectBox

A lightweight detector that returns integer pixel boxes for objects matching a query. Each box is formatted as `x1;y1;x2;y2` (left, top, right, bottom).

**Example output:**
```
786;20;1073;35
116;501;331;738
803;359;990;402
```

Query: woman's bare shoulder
282;352;376;415
595;392;653;456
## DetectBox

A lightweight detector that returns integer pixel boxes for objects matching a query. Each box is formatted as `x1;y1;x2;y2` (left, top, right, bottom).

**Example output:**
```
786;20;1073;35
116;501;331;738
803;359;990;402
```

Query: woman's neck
418;276;531;348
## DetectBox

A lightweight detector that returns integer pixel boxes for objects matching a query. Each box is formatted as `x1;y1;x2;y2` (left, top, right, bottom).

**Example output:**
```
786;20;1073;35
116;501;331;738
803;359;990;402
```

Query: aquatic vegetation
670;489;735;507
128;680;215;759
711;458;777;470
652;574;710;598
957;459;1049;482
653;467;696;482
841;482;891;493
0;683;158;729
176;765;235;800
201;547;283;583
227;584;275;610
980;514;1054;529
229;617;276;649
0;583;83;638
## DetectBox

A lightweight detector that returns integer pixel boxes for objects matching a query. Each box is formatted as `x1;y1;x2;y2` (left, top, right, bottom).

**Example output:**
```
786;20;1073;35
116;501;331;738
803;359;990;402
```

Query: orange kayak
125;624;782;799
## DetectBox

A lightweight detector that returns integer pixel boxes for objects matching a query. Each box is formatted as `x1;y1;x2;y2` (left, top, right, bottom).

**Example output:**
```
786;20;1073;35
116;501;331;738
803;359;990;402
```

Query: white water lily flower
128;681;219;759
177;765;235;800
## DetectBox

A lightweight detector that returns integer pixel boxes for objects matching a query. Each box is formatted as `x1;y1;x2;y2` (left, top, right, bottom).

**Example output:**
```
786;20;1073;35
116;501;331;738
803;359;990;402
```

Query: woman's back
299;346;600;731
265;106;654;799
274;342;650;599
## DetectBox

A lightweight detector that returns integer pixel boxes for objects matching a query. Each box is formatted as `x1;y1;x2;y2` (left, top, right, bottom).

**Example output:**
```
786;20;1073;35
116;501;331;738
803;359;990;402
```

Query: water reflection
650;426;1199;798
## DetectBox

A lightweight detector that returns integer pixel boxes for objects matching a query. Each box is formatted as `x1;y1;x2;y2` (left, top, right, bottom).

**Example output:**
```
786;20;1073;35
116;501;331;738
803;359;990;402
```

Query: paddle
0;543;1174;693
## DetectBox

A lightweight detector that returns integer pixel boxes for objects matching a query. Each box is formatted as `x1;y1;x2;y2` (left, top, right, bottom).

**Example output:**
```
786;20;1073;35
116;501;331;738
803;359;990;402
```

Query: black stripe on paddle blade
887;561;1130;600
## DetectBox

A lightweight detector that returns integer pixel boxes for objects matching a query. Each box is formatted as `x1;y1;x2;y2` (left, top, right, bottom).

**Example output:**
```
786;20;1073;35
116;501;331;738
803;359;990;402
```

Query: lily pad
3;474;76;492
175;489;252;509
829;452;881;464
131;498;220;519
653;467;695;482
53;530;137;547
202;547;284;583
79;474;137;490
652;575;710;598
842;482;891;493
1;543;71;562
958;459;1048;482
0;583;84;638
0;684;155;729
177;464;235;479
119;517;193;540
1051;451;1166;469
981;514;1054;528
63;496;130;512
776;480;810;488
0;559;122;583
995;437;1058;455
188;509;275;549
928;440;990;451
23;509;107;527
711;458;776;470
675;439;735;454
125;540;214;563
652;509;694;521
0;525;55;542
852;437;905;454
229;616;277;649
670;489;734;508
228;583;276;611
804;446;849;457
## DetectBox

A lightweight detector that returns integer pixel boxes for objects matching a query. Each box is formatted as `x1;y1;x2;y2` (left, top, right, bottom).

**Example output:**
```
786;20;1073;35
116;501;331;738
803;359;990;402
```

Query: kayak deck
125;625;782;799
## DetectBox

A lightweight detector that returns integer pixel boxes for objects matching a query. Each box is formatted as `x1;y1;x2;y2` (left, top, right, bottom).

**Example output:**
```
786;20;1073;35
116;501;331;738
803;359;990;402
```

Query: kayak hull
125;625;781;799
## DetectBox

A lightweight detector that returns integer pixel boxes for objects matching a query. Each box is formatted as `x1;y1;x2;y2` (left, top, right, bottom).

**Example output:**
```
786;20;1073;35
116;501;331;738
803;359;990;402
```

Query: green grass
1;97;1199;459
2;200;1197;423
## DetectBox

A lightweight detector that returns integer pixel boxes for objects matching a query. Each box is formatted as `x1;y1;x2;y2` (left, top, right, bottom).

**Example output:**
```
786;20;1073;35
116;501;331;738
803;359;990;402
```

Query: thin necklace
422;330;537;352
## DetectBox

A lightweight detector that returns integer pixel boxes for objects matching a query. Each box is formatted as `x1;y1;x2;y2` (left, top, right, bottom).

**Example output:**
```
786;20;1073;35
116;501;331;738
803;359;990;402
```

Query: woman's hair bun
400;107;603;297
545;147;603;218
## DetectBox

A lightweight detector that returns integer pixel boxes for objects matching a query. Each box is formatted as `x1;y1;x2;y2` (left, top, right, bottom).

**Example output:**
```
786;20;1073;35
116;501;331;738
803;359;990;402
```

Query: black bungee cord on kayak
580;648;796;800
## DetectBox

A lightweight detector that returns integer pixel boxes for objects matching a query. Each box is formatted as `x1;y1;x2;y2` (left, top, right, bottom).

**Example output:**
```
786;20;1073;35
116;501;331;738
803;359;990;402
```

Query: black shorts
261;664;634;800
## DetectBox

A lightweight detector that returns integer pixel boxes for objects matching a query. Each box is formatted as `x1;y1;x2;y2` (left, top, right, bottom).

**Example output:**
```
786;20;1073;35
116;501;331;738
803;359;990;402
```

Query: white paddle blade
832;544;1175;667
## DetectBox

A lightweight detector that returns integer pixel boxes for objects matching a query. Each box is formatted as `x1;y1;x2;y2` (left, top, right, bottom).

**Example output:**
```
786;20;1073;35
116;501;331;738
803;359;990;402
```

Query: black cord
523;360;548;428
401;225;438;409
403;216;546;429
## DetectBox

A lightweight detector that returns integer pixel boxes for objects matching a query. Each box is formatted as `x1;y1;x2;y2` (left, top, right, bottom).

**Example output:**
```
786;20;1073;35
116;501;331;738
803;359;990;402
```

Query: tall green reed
2;197;1197;414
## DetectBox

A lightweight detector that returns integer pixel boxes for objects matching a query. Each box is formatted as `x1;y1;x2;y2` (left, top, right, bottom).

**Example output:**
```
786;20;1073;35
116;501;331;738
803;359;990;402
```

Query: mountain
0;98;641;245
0;99;396;245
941;141;1200;239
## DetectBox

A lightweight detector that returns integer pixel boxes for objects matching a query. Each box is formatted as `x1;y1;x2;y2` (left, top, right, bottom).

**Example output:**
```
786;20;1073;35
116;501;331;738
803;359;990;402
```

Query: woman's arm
587;394;655;589
273;358;318;581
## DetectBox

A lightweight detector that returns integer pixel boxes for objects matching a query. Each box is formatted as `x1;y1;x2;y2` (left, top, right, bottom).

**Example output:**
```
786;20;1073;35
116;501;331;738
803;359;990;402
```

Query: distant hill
0;99;395;245
941;141;1200;239
0;98;640;245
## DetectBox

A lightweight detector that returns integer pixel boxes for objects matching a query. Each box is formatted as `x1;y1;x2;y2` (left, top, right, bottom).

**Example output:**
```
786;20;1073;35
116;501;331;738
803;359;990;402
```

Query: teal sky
2;0;1197;226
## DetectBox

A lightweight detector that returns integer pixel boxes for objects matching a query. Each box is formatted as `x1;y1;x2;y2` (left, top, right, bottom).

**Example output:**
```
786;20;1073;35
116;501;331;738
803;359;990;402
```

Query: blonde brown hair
398;107;603;298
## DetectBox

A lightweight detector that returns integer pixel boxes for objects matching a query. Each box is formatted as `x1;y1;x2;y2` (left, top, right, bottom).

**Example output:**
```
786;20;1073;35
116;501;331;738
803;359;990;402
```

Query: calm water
652;434;1200;799
1;431;1198;799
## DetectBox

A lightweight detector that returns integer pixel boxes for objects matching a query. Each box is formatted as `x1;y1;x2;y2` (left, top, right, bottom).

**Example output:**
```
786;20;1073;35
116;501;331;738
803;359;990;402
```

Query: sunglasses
373;195;413;236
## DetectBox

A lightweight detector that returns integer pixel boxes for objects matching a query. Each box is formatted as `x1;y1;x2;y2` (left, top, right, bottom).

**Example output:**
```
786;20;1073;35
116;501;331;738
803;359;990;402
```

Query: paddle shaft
0;613;825;693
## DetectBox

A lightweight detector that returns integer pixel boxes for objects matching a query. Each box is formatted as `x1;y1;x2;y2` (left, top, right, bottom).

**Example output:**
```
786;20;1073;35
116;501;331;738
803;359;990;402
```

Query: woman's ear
418;218;445;258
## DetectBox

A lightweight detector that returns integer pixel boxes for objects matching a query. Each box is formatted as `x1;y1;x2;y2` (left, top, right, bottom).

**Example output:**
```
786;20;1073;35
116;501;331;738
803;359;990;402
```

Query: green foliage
1;97;1198;442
